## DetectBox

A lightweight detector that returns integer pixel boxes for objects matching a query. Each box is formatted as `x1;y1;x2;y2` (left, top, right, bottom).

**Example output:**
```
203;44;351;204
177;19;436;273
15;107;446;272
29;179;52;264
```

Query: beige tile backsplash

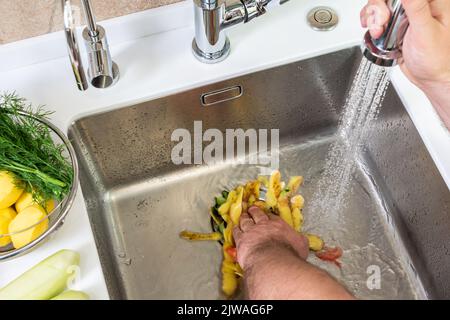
0;0;181;45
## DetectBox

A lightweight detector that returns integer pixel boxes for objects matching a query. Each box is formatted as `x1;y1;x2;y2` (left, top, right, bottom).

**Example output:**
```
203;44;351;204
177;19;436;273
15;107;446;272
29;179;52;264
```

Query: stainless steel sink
68;47;450;300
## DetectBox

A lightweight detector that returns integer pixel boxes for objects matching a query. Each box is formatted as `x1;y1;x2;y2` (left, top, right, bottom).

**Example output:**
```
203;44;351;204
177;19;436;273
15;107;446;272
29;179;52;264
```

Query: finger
429;0;450;24
369;24;385;39
242;201;248;213
365;1;391;38
368;0;388;5
233;225;243;243
401;0;434;28
368;0;391;22
361;4;369;27
248;206;269;224
294;235;310;260
239;212;255;232
267;212;282;221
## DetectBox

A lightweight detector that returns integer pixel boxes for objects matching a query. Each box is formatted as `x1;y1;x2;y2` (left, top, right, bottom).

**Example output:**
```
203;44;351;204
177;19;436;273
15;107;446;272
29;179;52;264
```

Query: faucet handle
244;0;289;22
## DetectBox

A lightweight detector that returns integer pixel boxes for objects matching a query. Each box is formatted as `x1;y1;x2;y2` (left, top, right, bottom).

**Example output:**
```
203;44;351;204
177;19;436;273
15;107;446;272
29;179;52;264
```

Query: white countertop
0;0;448;299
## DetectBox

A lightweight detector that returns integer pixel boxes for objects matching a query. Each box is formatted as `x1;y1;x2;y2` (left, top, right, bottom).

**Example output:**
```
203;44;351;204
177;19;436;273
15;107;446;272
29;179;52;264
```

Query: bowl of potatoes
0;102;78;261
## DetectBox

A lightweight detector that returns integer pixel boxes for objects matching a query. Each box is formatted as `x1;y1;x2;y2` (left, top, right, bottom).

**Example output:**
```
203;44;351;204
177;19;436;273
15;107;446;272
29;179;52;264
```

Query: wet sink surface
69;47;450;299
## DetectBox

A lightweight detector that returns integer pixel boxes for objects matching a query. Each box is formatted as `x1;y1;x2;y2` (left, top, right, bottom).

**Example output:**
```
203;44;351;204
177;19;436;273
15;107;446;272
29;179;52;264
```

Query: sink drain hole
307;6;339;31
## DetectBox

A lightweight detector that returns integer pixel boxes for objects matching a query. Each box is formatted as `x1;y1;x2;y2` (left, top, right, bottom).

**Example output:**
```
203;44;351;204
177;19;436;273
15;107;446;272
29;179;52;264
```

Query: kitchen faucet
192;0;289;63
62;0;119;90
362;0;408;67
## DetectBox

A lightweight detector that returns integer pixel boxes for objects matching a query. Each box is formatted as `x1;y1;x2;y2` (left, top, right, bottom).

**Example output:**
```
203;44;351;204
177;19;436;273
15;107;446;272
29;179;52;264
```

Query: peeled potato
0;207;17;220
0;215;13;247
15;193;35;213
0;171;23;209
15;192;56;214
0;207;18;246
306;234;325;252
9;205;49;249
46;199;56;213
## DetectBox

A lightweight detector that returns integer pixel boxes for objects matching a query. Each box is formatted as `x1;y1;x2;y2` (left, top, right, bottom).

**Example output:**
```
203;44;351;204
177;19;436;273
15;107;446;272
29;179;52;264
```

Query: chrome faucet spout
81;0;99;37
362;0;409;67
62;0;119;90
192;0;289;63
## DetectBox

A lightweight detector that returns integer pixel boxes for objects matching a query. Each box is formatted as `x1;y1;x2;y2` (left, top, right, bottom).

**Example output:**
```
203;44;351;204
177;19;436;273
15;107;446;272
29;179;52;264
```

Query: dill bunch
0;93;73;205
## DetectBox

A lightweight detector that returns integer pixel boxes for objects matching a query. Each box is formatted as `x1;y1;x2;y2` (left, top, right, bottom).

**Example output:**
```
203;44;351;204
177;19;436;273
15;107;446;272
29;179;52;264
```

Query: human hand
233;206;309;271
232;206;353;300
360;0;450;91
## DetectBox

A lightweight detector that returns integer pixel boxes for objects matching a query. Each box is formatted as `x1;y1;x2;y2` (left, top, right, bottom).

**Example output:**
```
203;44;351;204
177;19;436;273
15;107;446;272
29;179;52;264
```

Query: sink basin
68;47;450;300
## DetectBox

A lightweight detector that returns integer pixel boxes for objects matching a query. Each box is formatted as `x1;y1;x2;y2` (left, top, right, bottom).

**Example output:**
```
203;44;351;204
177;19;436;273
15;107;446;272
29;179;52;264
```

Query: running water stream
308;58;391;224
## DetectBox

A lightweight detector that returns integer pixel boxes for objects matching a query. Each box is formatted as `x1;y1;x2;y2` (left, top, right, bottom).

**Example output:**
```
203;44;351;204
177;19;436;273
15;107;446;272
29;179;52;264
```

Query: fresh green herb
215;195;226;207
210;190;233;241
221;190;229;199
0;93;73;205
218;222;225;235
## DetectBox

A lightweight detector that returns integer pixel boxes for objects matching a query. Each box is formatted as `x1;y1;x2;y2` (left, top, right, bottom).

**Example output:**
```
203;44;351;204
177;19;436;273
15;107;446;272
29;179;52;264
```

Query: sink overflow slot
201;85;243;106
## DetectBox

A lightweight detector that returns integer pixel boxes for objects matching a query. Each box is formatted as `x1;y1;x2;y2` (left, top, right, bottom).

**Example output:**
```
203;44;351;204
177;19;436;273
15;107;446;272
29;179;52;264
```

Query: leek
0;249;80;300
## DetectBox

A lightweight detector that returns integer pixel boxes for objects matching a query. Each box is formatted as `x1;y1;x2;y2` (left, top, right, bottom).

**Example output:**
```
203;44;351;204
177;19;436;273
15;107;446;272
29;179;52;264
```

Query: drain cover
307;6;339;31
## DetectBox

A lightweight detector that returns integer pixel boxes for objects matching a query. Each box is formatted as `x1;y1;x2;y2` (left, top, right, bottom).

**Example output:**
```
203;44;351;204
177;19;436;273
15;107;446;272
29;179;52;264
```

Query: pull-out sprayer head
362;0;409;67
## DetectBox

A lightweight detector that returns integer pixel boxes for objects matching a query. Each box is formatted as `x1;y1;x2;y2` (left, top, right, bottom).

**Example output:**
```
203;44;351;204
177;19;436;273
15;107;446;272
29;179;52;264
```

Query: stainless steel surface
69;47;450;299
307;6;339;31
362;0;408;67
0;111;79;261
192;0;290;63
62;0;119;90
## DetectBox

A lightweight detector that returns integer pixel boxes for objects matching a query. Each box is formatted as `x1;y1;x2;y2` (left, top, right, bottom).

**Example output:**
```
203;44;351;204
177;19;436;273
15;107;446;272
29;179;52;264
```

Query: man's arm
243;244;354;300
233;207;354;300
